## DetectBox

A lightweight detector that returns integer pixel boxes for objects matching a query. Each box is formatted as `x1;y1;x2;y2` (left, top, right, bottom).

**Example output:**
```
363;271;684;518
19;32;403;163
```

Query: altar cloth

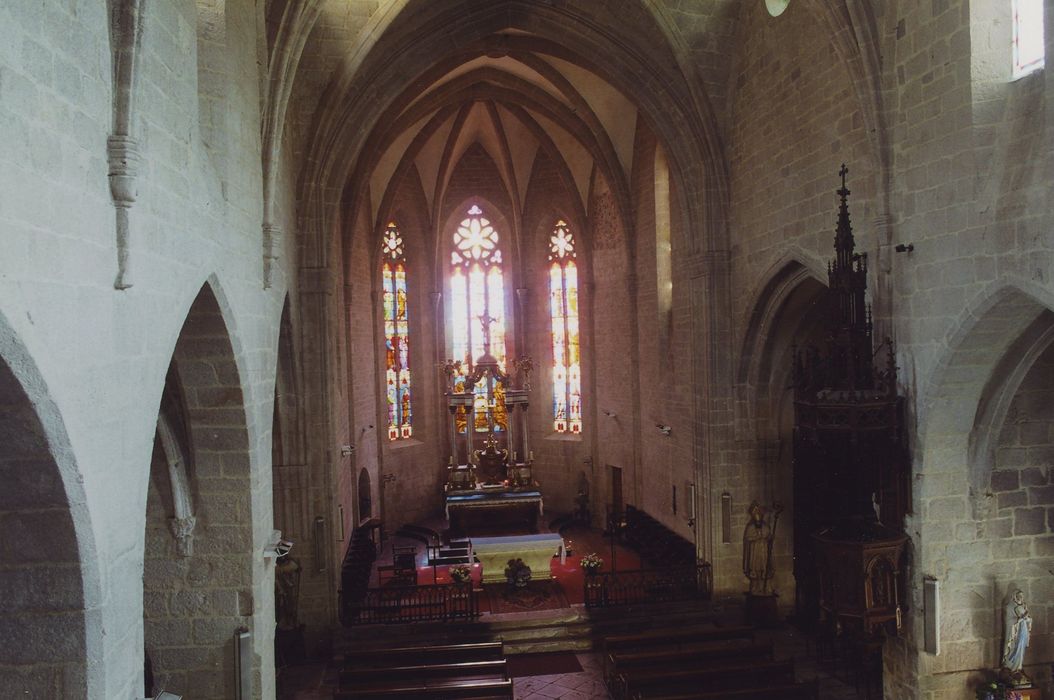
444;490;543;518
471;533;565;584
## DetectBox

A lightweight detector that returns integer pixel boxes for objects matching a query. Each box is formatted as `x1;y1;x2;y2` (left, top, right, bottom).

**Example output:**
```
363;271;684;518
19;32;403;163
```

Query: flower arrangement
504;558;532;588
976;681;1023;700
449;564;472;584
580;553;603;573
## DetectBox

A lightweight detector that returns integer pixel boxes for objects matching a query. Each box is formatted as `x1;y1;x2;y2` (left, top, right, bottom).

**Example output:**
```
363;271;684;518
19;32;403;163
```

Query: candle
448;456;454;466
529;450;534;461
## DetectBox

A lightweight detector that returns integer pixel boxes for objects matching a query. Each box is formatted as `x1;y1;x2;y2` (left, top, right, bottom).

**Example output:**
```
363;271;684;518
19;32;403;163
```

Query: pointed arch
918;283;1054;489
143;282;258;699
0;311;103;696
734;257;828;439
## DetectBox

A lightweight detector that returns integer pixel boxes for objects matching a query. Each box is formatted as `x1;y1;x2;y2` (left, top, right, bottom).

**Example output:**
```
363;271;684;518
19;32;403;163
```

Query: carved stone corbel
108;0;146;289
263;223;283;289
169;515;197;557
108;136;141;289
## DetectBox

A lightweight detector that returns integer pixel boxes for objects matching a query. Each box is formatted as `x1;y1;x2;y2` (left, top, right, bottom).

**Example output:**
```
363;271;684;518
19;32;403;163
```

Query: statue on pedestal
743;501;782;595
1001;589;1033;688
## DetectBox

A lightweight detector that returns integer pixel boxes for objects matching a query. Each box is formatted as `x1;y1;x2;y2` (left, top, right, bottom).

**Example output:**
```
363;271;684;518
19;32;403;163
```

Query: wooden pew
618;659;794;700
334;676;513;699
343;640;504;669
339;659;507;686
604;624;753;653
635;678;819;700
605;635;770;683
606;639;774;689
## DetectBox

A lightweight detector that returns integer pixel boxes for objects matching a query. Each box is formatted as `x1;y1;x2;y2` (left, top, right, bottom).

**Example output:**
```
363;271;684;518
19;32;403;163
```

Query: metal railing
343;582;480;625
584;563;713;608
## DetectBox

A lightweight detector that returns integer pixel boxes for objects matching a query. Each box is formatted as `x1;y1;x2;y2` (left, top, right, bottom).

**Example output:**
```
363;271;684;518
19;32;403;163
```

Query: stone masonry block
990;469;1020;492
927;496;967;520
1021;467;1048;486
1030;485;1054;505
0;509;79;563
1014;507;1047;535
998;490;1028;510
988;517;1013;538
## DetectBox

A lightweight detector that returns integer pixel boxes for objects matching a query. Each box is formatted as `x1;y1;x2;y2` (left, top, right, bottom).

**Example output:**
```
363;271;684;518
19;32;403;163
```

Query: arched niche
914;285;1054;680
0;320;100;696
143;283;257;699
358;468;373;522
733;259;829;599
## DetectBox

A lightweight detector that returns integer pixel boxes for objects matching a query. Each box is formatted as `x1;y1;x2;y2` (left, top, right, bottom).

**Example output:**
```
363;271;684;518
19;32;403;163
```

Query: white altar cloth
471;533;566;584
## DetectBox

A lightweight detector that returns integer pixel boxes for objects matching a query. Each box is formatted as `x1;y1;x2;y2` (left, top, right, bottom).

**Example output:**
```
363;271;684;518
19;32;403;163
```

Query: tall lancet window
381;223;412;440
450;205;508;433
548;221;582;434
1013;0;1044;78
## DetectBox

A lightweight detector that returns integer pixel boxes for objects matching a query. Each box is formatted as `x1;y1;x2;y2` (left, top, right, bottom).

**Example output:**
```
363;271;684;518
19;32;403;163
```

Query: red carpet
485;580;569;613
411;526;642;610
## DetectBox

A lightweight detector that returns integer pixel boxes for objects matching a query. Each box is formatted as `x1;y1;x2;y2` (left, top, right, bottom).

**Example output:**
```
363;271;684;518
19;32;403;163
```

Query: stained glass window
381;223;412;440
548;221;582;434
1013;0;1044;78
450;205;507;433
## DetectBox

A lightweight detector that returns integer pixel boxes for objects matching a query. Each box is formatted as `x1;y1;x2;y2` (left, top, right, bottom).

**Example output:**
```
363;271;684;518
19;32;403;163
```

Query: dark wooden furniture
376;545;417;586
336;641;511;699
792;167;909;638
621;659;796;700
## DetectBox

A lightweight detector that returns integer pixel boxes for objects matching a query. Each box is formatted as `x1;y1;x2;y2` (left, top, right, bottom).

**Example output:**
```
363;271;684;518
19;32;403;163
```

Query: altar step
336;600;720;656
429;538;474;566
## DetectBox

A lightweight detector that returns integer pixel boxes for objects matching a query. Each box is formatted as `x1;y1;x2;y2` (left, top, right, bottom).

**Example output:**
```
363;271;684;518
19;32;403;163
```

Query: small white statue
1001;589;1032;687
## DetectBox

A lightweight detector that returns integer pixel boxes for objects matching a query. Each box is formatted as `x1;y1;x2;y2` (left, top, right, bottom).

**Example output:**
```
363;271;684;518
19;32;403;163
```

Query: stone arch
273;296;305;470
143;282;257;699
734;257;828;440
0;314;102;697
730;257;830;598
913;287;1054;679
918;284;1054;478
357;468;373;522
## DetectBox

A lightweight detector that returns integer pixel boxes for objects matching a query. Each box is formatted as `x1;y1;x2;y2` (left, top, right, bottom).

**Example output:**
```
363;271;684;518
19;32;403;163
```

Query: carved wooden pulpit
792;165;910;637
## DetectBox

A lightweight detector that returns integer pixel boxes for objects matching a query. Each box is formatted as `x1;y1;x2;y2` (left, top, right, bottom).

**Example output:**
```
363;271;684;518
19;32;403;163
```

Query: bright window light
1013;0;1045;78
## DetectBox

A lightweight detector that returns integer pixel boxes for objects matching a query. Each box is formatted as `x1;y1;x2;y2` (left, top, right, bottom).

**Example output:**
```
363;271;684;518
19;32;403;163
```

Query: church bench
616;659;795;700
338;659;507;685
333;676;513;699
602;623;751;653
633;678;819;700
605;639;774;688
343;640;504;668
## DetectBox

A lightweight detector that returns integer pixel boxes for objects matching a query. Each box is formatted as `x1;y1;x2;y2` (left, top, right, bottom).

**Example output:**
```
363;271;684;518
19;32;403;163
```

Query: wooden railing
343;582;480;625
584;563;713;608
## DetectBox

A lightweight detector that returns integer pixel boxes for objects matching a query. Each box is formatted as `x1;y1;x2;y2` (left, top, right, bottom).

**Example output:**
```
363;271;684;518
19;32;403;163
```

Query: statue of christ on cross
477;313;497;354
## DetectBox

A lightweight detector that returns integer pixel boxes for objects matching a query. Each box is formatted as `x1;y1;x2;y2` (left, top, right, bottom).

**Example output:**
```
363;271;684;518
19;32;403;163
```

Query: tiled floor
513;652;611;700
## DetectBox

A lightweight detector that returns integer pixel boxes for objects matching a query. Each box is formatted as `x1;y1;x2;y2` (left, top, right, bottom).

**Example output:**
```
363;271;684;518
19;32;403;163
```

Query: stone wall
0;0;289;695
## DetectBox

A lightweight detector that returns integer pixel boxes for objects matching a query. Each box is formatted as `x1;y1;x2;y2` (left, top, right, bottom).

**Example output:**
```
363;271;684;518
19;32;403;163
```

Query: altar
471;533;565;584
445;489;543;533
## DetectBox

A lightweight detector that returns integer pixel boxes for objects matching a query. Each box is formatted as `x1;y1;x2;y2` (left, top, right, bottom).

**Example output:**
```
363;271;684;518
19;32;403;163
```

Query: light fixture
655;424;672;436
765;0;790;16
263;529;293;559
602;409;617;418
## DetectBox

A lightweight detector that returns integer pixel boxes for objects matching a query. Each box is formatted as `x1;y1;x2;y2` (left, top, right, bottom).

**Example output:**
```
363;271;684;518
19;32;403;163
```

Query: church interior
2;0;1054;698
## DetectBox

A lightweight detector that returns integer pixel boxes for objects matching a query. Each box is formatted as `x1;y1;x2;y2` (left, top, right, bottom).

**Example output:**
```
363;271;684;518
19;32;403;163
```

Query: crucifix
477;313;497;354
